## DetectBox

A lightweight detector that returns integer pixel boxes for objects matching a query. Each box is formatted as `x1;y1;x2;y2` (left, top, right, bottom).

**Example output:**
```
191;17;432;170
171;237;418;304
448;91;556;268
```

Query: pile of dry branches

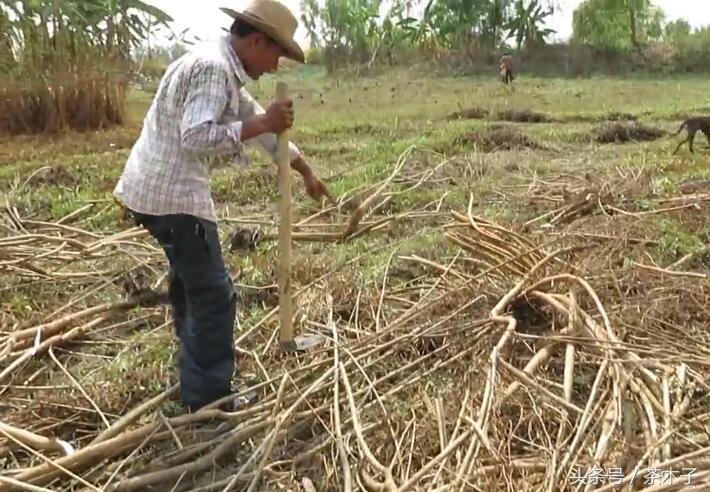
1;150;709;492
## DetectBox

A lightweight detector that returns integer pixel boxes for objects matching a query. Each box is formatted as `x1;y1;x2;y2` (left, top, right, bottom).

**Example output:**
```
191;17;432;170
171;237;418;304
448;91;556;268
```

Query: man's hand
290;157;335;204
241;100;294;141
262;99;294;134
303;173;334;203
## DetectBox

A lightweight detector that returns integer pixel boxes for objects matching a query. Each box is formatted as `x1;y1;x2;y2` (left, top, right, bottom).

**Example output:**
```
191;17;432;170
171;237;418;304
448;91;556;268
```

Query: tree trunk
627;0;639;49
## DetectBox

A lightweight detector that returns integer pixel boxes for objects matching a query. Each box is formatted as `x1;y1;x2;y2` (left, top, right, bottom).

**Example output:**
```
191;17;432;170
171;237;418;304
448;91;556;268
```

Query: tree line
299;0;710;72
0;0;707;135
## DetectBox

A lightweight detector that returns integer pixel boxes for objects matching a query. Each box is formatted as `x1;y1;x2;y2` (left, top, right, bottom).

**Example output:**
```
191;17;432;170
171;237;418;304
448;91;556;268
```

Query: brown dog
672;116;710;154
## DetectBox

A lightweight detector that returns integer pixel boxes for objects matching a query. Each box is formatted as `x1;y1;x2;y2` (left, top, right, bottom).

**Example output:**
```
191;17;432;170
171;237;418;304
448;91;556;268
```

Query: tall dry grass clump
0;72;128;135
0;0;171;136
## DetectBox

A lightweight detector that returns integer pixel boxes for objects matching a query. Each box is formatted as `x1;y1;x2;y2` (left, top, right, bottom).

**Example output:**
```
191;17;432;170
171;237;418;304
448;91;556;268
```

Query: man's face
241;33;286;80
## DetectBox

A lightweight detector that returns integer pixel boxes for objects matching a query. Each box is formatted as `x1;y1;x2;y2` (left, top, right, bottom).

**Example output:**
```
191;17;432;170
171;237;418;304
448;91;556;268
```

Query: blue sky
144;0;710;47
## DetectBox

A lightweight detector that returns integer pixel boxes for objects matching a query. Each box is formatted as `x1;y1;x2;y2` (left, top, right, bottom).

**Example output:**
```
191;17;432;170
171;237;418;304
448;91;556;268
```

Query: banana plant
0;0;172;69
504;0;555;50
73;0;173;58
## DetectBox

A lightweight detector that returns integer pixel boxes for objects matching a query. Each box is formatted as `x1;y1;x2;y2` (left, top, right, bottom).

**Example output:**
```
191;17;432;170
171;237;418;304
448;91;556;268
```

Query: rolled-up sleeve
236;87;301;163
180;59;244;156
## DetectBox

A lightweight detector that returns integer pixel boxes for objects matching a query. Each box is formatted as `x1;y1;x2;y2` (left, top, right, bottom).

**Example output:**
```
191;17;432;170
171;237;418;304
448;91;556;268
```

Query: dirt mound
561;111;638;124
495;108;551;123
448;107;551;124
455;126;541;152
595;122;666;144
679;178;710;195
448;106;489;120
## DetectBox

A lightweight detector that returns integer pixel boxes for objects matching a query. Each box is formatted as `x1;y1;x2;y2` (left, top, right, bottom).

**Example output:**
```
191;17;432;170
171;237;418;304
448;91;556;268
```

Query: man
500;53;515;87
114;0;332;412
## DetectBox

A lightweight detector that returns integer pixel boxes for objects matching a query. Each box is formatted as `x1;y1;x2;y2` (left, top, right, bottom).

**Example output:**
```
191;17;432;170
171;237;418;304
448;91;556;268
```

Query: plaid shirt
114;35;301;222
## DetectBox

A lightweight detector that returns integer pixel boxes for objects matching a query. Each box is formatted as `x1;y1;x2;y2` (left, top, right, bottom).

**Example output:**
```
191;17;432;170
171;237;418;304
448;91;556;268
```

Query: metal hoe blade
280;334;324;352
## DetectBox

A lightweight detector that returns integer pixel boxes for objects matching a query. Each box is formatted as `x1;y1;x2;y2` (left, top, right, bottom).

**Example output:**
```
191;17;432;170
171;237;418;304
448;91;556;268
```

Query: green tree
299;0;560;67
422;0;492;48
301;0;382;67
664;19;691;43
572;0;665;51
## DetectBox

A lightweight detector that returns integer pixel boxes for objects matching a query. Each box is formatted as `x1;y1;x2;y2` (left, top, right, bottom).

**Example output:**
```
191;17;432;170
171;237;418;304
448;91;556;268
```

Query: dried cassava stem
0;422;74;457
329;295;353;492
342;146;411;239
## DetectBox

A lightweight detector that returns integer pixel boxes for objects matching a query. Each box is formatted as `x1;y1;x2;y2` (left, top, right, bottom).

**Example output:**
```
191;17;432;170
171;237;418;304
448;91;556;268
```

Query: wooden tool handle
275;82;294;347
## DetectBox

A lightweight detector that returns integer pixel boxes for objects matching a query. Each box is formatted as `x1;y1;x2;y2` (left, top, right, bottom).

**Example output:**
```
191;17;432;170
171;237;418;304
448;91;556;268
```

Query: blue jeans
131;211;238;411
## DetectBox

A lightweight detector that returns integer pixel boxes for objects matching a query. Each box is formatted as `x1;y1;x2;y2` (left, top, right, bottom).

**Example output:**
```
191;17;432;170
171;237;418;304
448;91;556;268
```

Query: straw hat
221;0;305;63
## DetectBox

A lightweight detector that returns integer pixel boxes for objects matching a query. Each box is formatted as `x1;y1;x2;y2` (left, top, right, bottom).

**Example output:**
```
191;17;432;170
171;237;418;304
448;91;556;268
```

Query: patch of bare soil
455;126;542;152
595;121;666;144
31;165;80;187
679;178;710;195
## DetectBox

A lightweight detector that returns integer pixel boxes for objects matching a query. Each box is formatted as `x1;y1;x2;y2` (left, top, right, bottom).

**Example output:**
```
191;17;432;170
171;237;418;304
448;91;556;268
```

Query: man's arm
179;59;245;155
237;87;335;203
236;87;303;168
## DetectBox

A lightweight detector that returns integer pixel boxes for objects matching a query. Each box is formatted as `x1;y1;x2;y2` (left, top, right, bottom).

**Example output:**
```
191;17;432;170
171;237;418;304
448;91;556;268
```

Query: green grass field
1;68;708;491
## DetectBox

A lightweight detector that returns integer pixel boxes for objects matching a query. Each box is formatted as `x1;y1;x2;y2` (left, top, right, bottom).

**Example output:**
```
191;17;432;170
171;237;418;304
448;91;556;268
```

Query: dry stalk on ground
1;153;708;492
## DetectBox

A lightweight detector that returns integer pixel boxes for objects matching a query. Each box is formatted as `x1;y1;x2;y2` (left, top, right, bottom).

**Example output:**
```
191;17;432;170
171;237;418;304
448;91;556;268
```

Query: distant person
113;0;333;413
500;53;515;87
